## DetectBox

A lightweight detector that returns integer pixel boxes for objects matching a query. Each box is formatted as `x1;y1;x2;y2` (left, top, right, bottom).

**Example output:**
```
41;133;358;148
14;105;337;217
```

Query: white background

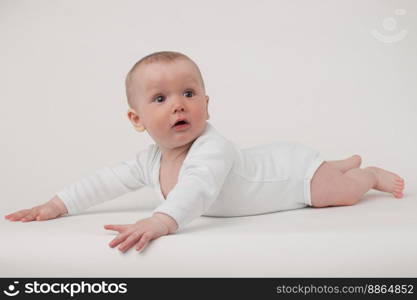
0;0;416;277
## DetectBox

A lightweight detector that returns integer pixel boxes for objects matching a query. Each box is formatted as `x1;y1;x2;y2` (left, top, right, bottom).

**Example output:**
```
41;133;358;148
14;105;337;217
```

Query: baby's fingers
135;233;152;252
104;224;129;233
108;232;130;248
5;209;31;221
118;232;142;253
21;211;39;222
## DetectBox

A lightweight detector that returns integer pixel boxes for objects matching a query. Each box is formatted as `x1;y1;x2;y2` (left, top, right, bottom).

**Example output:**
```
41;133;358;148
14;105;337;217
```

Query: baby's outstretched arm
4;195;68;222
104;212;178;253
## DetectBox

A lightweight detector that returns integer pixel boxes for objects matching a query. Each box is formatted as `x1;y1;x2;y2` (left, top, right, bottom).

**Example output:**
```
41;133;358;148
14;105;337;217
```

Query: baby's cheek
194;105;209;120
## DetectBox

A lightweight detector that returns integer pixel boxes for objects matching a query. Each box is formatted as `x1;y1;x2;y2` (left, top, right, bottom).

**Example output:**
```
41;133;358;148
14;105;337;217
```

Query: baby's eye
183;90;194;98
153;95;165;103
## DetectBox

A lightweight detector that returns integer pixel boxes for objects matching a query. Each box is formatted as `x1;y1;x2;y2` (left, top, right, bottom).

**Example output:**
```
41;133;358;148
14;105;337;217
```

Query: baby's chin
153;121;206;148
166;130;202;149
169;132;200;148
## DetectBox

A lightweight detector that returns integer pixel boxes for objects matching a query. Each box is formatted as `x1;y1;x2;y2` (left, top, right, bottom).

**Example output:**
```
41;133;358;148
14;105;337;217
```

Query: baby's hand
4;195;68;222
104;215;173;253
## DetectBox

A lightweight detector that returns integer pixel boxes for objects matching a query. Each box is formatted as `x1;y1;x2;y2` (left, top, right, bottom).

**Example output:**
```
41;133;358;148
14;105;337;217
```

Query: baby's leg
326;154;361;173
310;162;405;208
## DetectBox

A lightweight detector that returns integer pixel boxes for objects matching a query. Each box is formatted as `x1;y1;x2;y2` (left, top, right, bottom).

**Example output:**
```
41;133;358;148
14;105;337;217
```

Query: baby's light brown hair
125;51;206;110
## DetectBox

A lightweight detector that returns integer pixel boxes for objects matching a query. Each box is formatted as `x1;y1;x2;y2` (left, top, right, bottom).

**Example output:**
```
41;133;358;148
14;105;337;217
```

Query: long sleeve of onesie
153;138;236;230
56;147;151;215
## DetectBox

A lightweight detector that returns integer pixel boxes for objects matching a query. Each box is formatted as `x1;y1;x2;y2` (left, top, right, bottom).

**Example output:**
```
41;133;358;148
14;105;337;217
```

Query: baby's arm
103;138;235;253
153;139;236;230
5;195;68;222
5;147;151;222
56;161;145;215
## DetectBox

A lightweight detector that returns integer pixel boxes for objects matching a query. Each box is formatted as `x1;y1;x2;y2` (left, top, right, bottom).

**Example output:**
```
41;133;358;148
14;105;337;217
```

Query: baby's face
128;59;209;150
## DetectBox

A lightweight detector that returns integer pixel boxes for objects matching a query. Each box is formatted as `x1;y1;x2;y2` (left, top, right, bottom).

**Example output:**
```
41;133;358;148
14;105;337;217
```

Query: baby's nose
174;106;185;113
172;98;186;112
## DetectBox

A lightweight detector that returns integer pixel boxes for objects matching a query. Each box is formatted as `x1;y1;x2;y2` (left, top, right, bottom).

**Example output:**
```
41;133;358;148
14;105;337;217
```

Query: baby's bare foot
366;166;405;198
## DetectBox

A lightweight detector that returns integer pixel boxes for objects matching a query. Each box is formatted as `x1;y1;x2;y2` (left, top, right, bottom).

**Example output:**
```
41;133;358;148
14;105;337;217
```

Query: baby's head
125;51;210;150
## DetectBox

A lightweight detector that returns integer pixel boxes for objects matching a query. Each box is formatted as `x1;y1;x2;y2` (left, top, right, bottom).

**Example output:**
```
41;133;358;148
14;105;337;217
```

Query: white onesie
56;122;325;230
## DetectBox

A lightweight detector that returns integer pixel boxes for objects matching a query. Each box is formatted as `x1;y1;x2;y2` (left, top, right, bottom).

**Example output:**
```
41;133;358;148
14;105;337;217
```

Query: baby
5;51;406;253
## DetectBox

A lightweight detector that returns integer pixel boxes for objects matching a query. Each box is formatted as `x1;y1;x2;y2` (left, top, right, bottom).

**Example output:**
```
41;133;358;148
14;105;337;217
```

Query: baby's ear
205;96;210;120
127;108;146;132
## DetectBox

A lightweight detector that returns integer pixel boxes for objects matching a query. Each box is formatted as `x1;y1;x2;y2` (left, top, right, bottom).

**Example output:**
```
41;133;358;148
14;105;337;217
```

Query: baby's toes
394;184;402;192
395;180;405;190
394;177;404;184
392;183;404;198
393;191;404;198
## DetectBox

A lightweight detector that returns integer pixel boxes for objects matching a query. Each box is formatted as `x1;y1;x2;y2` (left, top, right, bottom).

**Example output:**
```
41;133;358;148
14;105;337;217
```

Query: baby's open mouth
172;120;189;127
